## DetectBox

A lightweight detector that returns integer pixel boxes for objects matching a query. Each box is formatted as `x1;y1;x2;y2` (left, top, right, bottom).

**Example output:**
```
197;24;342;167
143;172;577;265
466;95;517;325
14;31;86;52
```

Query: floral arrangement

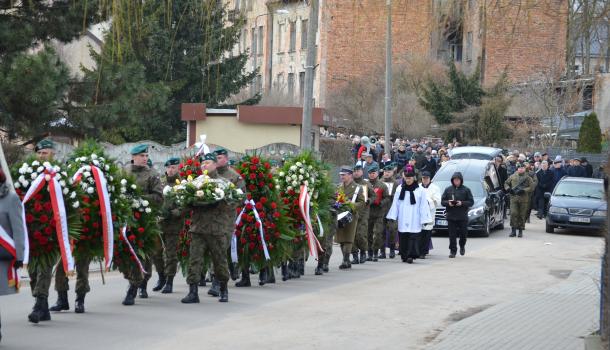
233;155;294;269
276;152;334;254
178;156;202;178
12;158;81;270
176;216;192;276
333;188;355;213
164;172;244;207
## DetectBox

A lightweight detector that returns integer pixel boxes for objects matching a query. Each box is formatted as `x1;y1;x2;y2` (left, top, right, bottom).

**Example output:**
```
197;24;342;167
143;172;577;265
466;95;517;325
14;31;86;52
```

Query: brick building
228;0;567;107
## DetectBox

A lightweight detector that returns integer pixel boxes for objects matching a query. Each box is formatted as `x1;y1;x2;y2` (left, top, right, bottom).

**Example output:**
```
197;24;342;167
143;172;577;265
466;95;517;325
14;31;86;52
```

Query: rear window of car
451;153;495;160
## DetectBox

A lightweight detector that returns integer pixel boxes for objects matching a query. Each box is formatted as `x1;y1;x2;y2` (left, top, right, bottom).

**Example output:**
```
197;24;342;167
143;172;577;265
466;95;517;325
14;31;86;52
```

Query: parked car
449;146;503;160
544;177;606;234
432;159;506;236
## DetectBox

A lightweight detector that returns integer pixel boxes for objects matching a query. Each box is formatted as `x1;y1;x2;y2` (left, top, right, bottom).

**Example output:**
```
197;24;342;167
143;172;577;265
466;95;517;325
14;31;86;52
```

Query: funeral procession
0;1;609;349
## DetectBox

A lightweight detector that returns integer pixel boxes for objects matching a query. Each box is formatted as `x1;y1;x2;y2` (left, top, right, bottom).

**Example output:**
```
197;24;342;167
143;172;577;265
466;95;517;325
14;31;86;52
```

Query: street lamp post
384;0;392;155
300;0;319;150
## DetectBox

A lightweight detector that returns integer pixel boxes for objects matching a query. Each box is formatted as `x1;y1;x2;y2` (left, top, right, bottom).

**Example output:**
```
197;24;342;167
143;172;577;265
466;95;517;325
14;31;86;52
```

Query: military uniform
381;175;399;258
159;172;182;293
504;170;535;237
335;175;365;269
352;176;373;263
367;176;390;260
526;168;538;222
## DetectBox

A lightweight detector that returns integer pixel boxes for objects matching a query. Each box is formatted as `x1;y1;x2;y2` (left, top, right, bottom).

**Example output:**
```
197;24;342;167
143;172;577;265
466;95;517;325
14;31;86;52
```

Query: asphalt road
0;218;603;350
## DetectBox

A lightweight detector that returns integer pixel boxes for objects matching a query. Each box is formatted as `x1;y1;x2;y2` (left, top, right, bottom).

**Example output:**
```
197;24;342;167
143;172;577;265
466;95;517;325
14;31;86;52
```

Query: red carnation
240;238;247;244
82;196;90;203
128;235;136;242
26;214;34;223
93;200;100;207
34;203;43;213
185;219;192;226
187;159;193;165
248;184;256;191
194;162;200;167
255;202;263;210
182;251;188;257
179;164;184;169
43;202;53;211
44;227;53;235
268;183;274;189
34;194;43;201
92;222;99;229
180;172;186;177
39;214;49;223
255;221;261;228
250;165;257;171
251;157;259;164
258;172;264;179
267;173;273;179
271;202;277;209
283;199;289;205
33;231;42;239
246;193;252;200
137;227;145;233
273;212;280;218
249;173;256;180
264;162;270;169
83;215;90;222
134;211;141;219
186;170;193;176
274;232;280;238
248;242;255;250
260;197;268;204
38;236;49;245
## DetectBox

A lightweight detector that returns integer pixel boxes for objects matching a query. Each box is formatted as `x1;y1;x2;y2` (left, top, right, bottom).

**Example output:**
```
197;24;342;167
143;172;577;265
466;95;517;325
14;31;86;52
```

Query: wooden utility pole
300;0;319;150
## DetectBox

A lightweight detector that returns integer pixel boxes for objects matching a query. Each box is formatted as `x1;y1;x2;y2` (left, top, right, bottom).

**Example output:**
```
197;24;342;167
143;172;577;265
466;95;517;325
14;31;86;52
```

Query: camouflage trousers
54;256;92;295
143;233;165;281
383;219;398;249
510;197;529;230
352;207;370;253
186;233;229;285
163;232;179;277
29;264;54;298
367;209;385;251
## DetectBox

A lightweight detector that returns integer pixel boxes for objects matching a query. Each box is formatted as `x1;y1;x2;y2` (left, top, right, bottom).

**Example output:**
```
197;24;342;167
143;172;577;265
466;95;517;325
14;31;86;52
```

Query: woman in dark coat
0;169;27;342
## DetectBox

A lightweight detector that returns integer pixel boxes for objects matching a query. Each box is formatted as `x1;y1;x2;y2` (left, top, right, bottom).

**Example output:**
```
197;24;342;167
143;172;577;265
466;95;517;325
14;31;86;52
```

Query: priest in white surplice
386;171;432;263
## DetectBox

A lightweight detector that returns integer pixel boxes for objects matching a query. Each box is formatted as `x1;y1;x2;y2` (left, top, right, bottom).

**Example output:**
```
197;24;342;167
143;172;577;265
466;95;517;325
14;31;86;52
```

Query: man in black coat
535;161;554;219
567;158;587;178
440;172;474;258
581;158;594;178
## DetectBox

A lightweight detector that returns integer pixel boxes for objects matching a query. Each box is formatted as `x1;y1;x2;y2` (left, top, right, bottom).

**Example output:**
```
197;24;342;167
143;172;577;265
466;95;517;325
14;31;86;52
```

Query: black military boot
75;294;85;314
360;251;367;264
351;252;360;265
366;249;373;261
315;261;324;275
518;229;523;238
290;261;300;279
161;276;174;294
39;297;51;321
229;263;239;281
28;297;44;323
509;228;517;237
266;267;276;284
339;253;350;269
198;272;207;287
219;281;229;303
378;248;386;259
235;268;251;287
281;263;290;281
322;263;329;273
258;268;268;286
152;273;166;292
49;290;69;312
372;250;379;262
389;247;396;259
122;285;138;306
138;280;148;298
181;284;200;304
208;277;220;297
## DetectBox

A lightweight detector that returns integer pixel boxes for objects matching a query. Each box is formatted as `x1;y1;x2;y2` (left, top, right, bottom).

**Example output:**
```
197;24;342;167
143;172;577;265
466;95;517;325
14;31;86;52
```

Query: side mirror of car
544;192;552;199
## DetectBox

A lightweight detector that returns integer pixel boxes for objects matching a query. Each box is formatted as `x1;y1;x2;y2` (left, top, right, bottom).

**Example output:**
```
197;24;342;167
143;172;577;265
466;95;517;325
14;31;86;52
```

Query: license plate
569;217;590;223
436;220;448;226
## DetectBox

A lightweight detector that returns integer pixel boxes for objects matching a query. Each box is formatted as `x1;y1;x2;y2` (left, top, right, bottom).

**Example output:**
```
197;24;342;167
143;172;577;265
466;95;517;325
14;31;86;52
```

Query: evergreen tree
0;0;103;141
577;112;602;153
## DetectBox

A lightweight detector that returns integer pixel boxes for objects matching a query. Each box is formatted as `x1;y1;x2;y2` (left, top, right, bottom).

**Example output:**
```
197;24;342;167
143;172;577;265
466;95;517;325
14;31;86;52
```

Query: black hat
165;157;180;167
403;171;416;178
353;164;363;171
421;171;432;178
580;157;588;163
339;166;353;175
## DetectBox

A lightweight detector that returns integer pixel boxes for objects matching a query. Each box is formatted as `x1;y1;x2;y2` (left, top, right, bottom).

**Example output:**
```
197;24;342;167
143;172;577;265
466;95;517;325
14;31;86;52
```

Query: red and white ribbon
232;199;270;263
194;134;210;157
299;185;323;260
20;202;29;265
23;171;74;273
0;225;19;289
119;226;147;274
72;165;114;269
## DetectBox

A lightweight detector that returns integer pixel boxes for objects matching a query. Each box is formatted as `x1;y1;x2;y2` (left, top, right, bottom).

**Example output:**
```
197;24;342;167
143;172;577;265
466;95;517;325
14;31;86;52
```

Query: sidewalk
430;265;601;350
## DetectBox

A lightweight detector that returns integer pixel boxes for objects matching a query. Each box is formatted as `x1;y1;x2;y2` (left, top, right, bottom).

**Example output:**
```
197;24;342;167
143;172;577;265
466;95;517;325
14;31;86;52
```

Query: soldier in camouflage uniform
352;164;373;264
335;167;365;269
157;157;182;294
181;153;232;303
27;139;56;322
367;165;390;261
525;161;538;223
381;164;399;259
504;163;535;238
122;144;163;305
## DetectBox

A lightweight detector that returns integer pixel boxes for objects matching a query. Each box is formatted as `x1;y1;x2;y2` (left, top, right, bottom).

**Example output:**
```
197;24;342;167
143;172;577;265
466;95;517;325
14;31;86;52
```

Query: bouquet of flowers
178;156;202;178
233;155;294;269
165;172;244;207
12;158;81;271
333;188;355;213
176;217;192;276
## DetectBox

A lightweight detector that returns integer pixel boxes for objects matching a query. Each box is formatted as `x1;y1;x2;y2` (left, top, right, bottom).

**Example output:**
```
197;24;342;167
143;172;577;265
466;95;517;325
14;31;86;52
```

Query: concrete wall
594;73;610;132
194;116;301;153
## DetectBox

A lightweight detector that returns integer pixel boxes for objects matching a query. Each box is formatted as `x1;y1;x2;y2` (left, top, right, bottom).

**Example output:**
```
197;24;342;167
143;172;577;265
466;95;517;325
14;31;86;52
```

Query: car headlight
468;206;485;217
593;210;607;217
549;206;568;214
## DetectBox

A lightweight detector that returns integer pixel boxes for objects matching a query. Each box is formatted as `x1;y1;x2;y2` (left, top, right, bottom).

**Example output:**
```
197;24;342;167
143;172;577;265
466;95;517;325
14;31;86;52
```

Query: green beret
369;164;380;173
35;139;54;152
383;164;394;171
353;164;363;171
516;162;525;168
202;153;217;162
130;144;149;155
165;157;180;167
214;147;228;156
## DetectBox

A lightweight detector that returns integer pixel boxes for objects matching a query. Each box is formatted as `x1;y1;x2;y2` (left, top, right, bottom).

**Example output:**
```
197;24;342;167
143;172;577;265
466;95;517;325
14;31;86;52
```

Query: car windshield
451;153;494;160
433;180;486;198
554;181;604;200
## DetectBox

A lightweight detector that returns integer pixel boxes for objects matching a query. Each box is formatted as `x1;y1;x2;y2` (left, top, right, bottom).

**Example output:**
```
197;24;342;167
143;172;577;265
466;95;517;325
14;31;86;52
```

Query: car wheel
481;214;490;237
545;222;555;233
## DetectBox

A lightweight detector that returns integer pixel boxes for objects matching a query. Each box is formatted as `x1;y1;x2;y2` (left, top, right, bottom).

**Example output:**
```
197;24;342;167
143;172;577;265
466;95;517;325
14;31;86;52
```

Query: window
251;28;256;53
256;75;263;94
289;21;296;52
299;72;306;102
247;0;252;11
466;31;473;61
288;73;295;97
258;26;264;56
277;23;285;52
301;19;308;49
276;73;284;88
235;0;240;11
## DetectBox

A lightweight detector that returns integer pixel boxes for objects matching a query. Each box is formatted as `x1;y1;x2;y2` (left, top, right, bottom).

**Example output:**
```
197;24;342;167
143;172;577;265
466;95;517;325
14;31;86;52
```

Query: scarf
398;181;418;205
